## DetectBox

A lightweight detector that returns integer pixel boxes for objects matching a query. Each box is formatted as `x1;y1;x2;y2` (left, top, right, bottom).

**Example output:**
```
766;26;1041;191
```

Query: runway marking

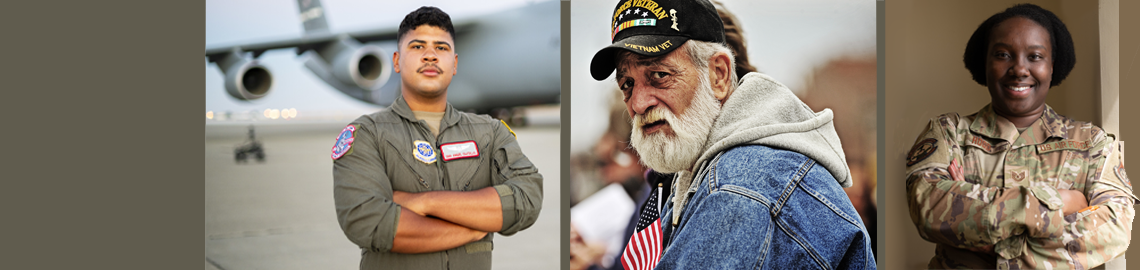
207;225;329;240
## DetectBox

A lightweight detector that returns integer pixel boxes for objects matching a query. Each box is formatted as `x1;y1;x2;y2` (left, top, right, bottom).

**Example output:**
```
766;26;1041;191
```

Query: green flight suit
333;96;543;269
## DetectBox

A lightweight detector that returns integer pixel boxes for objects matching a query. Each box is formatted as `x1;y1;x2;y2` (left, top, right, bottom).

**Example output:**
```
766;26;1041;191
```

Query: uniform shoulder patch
907;138;938;167
331;125;356;160
501;119;516;139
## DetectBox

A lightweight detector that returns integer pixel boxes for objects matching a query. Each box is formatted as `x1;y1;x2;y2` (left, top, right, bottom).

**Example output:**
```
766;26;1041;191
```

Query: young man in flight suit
331;6;543;270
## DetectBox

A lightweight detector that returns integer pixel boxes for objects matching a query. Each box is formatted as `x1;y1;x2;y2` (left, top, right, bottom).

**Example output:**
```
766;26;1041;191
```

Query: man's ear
453;54;458;76
708;52;732;101
392;51;401;73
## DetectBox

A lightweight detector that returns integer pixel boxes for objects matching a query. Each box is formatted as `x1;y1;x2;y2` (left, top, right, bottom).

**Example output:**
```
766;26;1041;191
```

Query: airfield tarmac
205;120;560;270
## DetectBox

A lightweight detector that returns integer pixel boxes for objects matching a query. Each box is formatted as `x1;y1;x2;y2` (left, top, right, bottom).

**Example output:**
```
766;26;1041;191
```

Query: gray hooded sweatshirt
671;72;853;225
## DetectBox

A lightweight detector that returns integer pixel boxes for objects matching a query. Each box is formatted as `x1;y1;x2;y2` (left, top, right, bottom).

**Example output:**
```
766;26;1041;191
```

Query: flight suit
906;104;1135;269
332;96;543;270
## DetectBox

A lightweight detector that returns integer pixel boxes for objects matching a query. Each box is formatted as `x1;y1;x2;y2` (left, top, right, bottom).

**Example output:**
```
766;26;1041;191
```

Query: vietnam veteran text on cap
589;0;726;80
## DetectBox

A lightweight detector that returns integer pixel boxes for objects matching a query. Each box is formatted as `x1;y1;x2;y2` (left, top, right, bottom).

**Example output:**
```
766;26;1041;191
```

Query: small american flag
622;183;664;270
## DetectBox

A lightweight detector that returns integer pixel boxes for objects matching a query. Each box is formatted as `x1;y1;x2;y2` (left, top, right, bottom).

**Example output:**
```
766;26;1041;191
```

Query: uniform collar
391;95;462;128
970;104;1065;145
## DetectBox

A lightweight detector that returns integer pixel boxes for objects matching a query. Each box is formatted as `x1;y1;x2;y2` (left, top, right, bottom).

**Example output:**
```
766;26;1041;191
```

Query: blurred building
798;56;878;258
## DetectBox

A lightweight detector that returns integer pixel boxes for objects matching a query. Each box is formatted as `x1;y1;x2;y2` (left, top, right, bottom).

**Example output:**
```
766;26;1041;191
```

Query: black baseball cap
589;0;726;80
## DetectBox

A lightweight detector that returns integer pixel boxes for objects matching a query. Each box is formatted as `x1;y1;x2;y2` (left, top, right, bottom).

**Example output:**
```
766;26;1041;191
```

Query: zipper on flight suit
433;116;453;267
433;120;451;190
412;118;450;190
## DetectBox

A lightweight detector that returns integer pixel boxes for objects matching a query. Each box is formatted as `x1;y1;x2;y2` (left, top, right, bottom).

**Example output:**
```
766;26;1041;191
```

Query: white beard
630;79;722;173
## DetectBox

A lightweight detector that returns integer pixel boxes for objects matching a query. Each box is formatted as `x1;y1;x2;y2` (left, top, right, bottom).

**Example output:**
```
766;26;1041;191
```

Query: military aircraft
206;0;559;122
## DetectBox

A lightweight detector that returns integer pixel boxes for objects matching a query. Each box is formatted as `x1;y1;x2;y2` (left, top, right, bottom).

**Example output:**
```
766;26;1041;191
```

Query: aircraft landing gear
235;125;266;163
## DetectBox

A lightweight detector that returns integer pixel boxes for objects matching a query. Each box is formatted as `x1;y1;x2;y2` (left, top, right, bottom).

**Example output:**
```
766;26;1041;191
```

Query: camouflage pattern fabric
905;104;1136;270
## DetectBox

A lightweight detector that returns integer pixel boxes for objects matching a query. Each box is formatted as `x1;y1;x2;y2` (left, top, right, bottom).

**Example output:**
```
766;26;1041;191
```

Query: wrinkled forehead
613;49;688;79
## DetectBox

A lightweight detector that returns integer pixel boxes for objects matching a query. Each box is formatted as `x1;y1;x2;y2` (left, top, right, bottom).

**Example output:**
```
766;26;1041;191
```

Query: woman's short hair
962;3;1075;87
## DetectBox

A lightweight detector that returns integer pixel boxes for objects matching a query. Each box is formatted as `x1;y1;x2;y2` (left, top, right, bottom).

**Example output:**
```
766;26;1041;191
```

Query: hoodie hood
671;72;852;224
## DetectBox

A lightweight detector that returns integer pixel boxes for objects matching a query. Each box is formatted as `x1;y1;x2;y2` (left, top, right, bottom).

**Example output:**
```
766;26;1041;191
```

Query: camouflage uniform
906;104;1135;269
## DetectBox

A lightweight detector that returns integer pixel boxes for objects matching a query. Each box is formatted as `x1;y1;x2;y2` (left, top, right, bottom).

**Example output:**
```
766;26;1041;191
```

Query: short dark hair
397;6;456;45
963;3;1075;87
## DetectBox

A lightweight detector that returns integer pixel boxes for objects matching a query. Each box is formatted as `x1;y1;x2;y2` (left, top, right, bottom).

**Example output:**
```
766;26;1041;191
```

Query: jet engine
213;50;273;101
311;37;391;92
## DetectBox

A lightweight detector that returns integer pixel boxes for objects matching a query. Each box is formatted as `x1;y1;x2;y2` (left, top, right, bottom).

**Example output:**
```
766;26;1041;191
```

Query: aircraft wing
204;22;479;61
206;0;560;114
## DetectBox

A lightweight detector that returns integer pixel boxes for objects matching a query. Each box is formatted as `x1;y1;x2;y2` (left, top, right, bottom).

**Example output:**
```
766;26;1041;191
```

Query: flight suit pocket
497;145;537;181
447;156;486;191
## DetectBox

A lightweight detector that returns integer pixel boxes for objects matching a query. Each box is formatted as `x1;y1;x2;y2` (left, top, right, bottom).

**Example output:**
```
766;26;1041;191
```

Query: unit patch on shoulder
907;138;938;167
413;140;437;164
331;125;356;160
501;120;516;139
441;140;479;162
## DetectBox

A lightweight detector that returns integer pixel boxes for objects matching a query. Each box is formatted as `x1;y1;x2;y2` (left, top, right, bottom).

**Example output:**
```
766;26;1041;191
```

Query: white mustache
634;107;674;130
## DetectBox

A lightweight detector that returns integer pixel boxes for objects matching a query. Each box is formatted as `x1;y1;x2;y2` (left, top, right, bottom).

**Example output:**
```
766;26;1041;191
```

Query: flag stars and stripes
622;184;664;270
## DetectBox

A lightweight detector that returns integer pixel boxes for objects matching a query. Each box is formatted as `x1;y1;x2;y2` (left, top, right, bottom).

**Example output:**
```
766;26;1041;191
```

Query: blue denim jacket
657;145;875;269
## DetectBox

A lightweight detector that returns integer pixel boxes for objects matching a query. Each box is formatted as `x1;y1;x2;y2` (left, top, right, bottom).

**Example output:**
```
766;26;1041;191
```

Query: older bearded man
589;0;876;269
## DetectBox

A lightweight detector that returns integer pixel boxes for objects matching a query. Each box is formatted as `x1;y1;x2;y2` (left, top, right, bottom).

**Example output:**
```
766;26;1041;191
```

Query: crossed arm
395;187;504;232
942;158;1086;254
387;187;516;253
390;187;503;253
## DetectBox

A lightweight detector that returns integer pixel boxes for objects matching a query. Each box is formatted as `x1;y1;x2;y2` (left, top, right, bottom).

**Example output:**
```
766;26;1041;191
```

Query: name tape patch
331;125;356;160
1037;140;1092;154
966;134;996;153
441;140;479;162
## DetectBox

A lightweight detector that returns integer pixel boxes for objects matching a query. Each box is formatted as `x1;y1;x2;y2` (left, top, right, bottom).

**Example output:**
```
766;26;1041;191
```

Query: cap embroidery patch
441;140;479;162
413;140;437;164
907;138;937;167
331;125;356;160
623;39;675;54
610;0;670;40
669;9;679;31
612;19;656;39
